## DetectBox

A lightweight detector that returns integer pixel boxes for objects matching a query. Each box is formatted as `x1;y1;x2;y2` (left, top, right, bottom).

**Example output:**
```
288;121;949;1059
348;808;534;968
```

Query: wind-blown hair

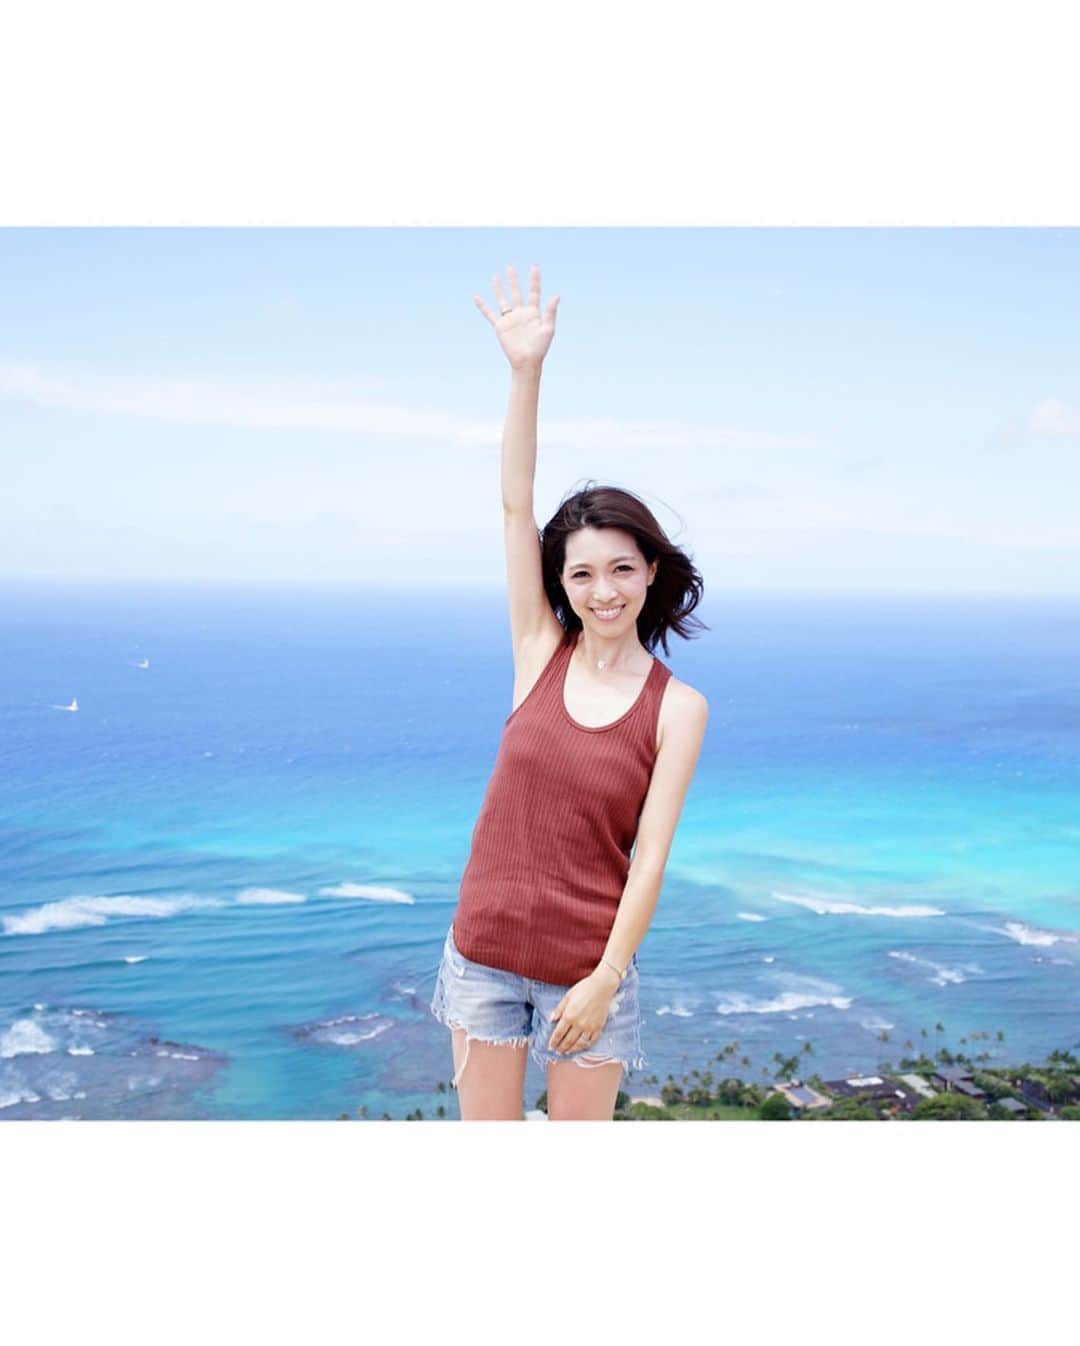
540;482;707;658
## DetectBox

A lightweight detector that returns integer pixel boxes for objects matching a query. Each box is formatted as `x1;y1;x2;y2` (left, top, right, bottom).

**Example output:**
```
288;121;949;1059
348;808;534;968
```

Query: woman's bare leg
546;1056;624;1121
451;1026;529;1121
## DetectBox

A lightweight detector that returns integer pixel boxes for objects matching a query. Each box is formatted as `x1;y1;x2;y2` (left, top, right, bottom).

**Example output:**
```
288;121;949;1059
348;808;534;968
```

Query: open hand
473;263;560;370
548;973;615;1055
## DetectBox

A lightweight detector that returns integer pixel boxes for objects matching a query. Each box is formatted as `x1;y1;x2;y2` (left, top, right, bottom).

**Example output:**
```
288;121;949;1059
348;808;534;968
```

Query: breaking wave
773;890;946;918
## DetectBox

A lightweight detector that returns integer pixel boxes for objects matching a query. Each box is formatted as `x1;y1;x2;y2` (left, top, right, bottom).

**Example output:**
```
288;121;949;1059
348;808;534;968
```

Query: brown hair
540;481;707;657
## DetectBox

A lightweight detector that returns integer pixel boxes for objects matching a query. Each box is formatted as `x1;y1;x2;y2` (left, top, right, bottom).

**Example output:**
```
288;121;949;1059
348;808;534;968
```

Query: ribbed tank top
451;628;674;985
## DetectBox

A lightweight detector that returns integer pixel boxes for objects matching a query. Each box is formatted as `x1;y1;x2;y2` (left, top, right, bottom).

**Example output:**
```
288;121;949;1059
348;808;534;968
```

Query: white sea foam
655;1005;695;1018
390;982;417;996
126;1074;164;1091
887;950;982;985
123;956;148;964
66;1045;95;1056
45;1078;78;1102
715;990;852;1014
301;1011;393;1047
859;1016;896;1032
714;974;853;1016
990;920;1080;948
2;894;223;936
762;955;776;963
318;883;414;904
1;1019;57;1058
327;1022;392;1045
773;891;946;918
736;911;767;922
236;888;307;905
0;1085;42;1109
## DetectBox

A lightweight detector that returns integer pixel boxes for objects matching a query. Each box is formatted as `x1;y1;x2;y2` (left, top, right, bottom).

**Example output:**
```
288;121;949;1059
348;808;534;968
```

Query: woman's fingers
480;265;551;324
507;262;523;307
549;1020;571;1052
492;271;510;315
550;1020;594;1053
473;294;498;325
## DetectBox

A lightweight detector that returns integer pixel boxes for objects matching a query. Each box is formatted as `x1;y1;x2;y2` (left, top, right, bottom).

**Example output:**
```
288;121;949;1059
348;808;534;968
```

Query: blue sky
2;227;1079;592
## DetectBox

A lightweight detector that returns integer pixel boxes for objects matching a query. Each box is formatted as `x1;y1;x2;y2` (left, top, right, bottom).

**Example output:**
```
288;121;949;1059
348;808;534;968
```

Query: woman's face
560;526;657;631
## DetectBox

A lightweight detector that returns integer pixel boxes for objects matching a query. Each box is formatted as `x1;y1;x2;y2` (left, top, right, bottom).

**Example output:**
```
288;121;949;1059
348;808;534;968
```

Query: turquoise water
2;583;1078;1118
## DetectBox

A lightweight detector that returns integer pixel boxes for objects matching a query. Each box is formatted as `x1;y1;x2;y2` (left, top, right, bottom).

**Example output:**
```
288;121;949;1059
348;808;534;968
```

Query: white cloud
0;358;800;454
1030;397;1080;436
0;359;496;443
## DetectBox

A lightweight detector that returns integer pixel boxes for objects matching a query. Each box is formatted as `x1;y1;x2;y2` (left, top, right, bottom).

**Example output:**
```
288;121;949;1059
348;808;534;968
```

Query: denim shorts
429;923;645;1090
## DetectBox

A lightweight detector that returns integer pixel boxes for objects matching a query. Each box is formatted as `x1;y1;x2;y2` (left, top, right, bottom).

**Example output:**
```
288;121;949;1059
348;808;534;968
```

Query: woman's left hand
548;973;617;1055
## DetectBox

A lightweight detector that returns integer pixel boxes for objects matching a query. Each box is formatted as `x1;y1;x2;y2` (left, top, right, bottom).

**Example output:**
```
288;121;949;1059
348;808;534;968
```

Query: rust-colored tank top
451;628;674;985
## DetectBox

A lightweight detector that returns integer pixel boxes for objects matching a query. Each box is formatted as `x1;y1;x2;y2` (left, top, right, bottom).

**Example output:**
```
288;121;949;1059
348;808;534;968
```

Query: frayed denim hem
430;994;531;1091
529;1044;647;1076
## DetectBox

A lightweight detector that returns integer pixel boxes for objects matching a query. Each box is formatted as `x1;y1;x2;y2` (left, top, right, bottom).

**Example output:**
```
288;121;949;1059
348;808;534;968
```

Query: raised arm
474;264;562;657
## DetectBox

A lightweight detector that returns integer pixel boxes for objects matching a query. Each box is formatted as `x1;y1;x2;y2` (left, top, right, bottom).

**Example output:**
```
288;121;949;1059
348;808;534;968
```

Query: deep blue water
2;582;1079;1119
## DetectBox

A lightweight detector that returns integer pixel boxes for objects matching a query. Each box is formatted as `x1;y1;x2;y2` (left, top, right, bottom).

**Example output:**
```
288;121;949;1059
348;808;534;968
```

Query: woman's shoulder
655;672;708;754
661;674;708;715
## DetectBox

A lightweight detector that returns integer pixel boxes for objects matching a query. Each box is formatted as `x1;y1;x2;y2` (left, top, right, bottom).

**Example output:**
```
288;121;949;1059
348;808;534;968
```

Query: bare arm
474;265;562;652
499;364;542;513
599;685;710;978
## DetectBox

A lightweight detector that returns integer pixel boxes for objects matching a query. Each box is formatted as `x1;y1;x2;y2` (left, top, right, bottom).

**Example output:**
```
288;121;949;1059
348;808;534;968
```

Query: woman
429;263;709;1121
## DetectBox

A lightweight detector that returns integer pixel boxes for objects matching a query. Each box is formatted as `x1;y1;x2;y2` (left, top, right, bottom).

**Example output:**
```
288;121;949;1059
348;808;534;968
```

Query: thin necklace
578;633;626;673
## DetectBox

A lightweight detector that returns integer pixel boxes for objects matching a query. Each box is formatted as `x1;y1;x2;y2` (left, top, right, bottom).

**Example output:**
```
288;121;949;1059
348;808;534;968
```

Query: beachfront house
820;1074;922;1116
929;1066;986;1098
993;1097;1031;1118
898;1072;937;1099
1009;1076;1053;1113
775;1080;831;1113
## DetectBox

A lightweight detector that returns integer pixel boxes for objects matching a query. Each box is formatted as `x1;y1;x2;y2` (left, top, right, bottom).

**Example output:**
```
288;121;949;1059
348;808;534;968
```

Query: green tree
806;1097;876;1121
911;1093;986;1120
759;1092;792;1120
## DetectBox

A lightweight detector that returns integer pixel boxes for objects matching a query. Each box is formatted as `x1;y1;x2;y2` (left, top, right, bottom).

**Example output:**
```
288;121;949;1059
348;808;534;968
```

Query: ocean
2;581;1079;1119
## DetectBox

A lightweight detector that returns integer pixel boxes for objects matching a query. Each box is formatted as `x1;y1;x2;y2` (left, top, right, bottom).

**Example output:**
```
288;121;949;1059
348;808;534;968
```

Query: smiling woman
427;263;710;1121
